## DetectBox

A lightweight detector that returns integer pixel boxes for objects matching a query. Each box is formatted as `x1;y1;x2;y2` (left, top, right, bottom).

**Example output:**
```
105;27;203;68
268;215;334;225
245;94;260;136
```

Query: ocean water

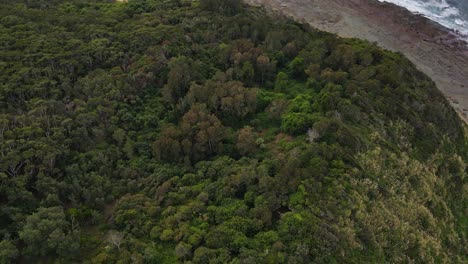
377;0;468;41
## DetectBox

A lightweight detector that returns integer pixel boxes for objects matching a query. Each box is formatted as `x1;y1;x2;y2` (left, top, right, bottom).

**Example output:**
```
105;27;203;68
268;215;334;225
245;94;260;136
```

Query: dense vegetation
0;0;466;263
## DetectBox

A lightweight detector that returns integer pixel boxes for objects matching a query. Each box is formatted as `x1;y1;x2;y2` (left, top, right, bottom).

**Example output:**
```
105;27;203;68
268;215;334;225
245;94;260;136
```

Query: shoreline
246;0;468;123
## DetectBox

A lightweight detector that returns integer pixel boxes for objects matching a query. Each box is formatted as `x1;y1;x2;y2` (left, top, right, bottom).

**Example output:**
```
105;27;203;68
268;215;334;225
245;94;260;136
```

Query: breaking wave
377;0;468;42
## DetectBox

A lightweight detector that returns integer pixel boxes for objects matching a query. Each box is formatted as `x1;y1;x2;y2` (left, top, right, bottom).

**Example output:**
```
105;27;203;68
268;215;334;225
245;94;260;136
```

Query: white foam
454;19;465;26
377;0;468;42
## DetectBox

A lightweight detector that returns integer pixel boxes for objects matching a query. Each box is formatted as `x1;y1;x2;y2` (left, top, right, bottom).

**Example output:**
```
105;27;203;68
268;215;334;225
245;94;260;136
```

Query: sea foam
377;0;468;42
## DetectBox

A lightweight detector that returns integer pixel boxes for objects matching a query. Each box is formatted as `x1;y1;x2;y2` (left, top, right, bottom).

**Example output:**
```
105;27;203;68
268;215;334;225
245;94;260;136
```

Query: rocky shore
246;0;468;122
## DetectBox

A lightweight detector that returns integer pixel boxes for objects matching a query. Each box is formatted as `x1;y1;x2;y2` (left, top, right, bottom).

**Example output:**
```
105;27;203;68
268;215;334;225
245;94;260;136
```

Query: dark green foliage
19;207;80;258
0;240;18;263
0;0;466;263
200;0;243;15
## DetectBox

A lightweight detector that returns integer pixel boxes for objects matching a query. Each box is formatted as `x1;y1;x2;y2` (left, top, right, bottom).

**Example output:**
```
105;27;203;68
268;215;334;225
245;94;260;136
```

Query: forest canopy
0;0;466;263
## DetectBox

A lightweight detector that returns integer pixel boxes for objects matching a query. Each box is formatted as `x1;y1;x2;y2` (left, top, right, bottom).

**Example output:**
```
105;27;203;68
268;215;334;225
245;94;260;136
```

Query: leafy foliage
0;0;466;263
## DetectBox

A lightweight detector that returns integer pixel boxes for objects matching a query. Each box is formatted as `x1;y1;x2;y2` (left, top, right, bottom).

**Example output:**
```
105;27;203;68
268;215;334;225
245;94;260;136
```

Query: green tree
162;56;199;103
290;57;306;78
19;207;78;257
275;72;289;92
185;75;257;120
0;240;18;264
200;0;243;15
236;126;258;156
180;104;227;162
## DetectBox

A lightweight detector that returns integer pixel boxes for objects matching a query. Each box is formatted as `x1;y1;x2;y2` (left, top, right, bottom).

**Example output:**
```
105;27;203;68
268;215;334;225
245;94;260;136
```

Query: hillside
246;0;468;123
0;0;466;263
